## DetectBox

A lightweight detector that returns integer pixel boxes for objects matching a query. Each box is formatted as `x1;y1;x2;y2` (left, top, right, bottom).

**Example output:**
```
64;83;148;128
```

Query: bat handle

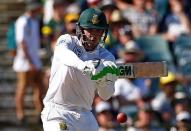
92;59;101;68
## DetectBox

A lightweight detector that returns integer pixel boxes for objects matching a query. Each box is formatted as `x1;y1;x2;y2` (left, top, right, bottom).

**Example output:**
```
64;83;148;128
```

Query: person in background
64;13;80;35
42;0;69;53
122;0;158;37
99;0;118;59
172;89;190;115
64;3;80;35
170;111;191;131
99;0;117;23
95;101;122;131
127;104;165;131
151;72;179;129
13;0;44;123
109;9;132;59
163;0;191;42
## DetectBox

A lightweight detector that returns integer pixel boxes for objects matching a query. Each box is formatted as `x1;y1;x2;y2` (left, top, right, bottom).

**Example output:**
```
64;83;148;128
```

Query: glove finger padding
82;61;96;76
91;61;119;80
103;61;117;68
83;60;105;77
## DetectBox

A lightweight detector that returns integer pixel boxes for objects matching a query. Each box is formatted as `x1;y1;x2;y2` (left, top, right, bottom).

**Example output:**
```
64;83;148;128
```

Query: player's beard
82;35;99;52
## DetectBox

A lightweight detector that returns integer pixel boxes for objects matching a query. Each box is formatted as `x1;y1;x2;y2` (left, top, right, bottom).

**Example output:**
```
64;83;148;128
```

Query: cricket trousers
41;103;99;131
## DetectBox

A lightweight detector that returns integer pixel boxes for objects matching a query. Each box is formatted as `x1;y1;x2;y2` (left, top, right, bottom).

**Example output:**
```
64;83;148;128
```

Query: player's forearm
54;46;86;71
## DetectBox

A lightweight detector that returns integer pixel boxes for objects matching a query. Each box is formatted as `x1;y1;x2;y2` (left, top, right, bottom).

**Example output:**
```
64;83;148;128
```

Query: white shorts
41;103;99;131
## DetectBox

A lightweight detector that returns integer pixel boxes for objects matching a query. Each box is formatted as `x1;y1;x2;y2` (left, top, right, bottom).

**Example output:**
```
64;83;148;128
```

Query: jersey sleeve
53;34;86;71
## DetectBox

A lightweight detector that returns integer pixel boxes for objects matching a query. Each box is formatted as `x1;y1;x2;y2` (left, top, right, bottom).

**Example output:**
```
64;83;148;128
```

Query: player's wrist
77;62;87;71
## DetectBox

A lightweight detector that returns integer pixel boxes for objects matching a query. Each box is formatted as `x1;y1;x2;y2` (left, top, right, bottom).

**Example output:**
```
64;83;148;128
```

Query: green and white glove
91;61;119;80
82;60;104;76
82;60;119;83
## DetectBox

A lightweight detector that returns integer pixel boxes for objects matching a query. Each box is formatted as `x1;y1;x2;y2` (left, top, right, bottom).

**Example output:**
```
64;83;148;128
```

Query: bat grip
93;59;101;68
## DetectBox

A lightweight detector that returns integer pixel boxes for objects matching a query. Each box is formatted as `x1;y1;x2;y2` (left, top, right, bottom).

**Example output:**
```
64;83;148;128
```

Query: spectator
170;111;191;131
127;104;165;131
151;72;179;129
109;9;132;59
172;89;190;114
64;3;80;35
163;0;191;42
95;101;121;131
13;0;44;123
99;0;118;52
42;0;68;53
99;0;117;24
122;0;158;37
64;13;79;35
152;72;178;112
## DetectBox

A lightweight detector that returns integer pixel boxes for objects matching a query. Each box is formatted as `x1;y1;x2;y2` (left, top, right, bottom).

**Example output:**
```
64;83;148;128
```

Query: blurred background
1;0;191;130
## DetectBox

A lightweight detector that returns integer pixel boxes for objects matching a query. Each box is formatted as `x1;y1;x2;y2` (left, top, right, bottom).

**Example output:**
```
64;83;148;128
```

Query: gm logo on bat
118;64;135;78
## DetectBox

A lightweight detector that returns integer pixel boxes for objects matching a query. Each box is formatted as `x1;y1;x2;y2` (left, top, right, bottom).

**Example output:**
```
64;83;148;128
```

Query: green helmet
78;8;108;29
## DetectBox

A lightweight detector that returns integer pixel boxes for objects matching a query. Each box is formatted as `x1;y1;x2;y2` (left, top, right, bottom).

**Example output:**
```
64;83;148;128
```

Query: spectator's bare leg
15;72;27;121
32;71;43;115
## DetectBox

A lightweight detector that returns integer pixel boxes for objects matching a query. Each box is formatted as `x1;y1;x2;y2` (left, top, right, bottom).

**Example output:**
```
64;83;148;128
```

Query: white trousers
41;103;99;131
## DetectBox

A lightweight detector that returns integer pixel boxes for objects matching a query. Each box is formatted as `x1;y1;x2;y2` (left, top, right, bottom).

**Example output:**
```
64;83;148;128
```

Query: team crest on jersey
92;14;100;24
73;46;83;57
57;40;66;46
59;121;67;130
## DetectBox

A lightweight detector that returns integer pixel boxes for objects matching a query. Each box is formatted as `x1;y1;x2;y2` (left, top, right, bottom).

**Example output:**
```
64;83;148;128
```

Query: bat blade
116;61;168;78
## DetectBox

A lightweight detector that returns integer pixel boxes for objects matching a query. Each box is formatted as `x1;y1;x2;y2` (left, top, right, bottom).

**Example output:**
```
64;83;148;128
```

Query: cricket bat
91;60;168;80
91;61;168;80
116;61;168;78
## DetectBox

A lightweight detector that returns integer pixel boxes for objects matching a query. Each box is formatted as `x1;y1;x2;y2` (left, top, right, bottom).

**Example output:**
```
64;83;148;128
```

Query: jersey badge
57;40;66;46
59;121;67;130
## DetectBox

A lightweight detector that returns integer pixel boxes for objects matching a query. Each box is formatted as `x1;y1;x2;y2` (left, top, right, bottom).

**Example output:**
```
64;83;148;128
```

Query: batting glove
91;61;119;80
95;73;117;88
82;61;96;76
83;60;105;76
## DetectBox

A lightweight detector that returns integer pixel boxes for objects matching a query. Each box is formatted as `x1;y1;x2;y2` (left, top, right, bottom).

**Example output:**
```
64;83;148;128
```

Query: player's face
82;28;104;51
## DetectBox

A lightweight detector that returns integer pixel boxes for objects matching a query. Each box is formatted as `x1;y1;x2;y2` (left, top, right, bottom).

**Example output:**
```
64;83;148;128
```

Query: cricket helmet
78;8;108;29
76;8;108;51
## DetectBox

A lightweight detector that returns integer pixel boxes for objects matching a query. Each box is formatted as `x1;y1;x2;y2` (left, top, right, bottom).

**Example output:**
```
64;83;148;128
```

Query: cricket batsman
41;8;118;131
